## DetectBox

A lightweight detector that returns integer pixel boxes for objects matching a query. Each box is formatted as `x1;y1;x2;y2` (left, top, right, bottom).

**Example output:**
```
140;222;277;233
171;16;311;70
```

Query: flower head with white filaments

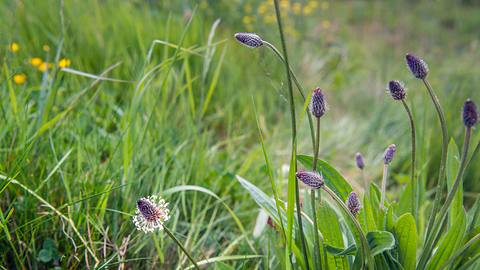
133;195;170;233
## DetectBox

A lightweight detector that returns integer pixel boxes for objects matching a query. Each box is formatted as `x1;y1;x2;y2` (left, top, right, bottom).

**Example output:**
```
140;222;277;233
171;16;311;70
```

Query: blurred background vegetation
1;0;479;268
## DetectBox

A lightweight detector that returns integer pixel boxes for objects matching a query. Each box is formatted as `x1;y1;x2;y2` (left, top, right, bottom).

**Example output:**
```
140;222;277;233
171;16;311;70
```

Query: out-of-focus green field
1;0;479;268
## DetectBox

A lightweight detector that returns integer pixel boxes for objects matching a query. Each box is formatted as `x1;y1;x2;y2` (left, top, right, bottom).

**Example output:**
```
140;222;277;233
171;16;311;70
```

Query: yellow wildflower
38;62;53;72
258;3;268;15
58;58;71;68
242;15;253;25
264;14;276;25
30;57;43;67
292;3;302;15
43;45;50;52
322;19;331;29
280;0;289;10
308;1;319;9
9;42;20;52
303;6;314;15
13;73;27;85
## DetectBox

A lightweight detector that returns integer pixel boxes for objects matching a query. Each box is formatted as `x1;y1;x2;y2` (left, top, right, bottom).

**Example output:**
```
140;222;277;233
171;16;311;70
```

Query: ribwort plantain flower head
355;152;365;170
346;192;361;216
234;32;264;48
388;80;406;100
309;87;326;118
133;196;170;233
296;171;324;189
406;53;429;79
383;144;397;165
463;99;478;128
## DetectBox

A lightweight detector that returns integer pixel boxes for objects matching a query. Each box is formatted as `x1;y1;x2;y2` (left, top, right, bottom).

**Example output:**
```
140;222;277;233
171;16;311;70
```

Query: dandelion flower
58;58;71;68
38;62;53;72
30;57;43;67
13;73;27;85
9;42;20;52
133;195;170;233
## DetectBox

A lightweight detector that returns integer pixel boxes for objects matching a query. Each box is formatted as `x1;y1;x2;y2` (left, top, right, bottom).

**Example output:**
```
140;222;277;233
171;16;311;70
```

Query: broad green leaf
394;213;417;270
446;139;462;227
425;210;466;270
318;203;349;269
297;155;353;200
366;231;395;256
325;244;357;256
362;193;378;231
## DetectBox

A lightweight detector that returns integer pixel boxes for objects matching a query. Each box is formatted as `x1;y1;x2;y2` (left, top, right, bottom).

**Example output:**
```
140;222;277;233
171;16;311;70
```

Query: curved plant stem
417;78;448;270
380;164;388;209
361;169;368;194
272;1;310;269
310;118;323;270
401;99;417;219
420;127;472;269
163;226;200;270
323;187;374;270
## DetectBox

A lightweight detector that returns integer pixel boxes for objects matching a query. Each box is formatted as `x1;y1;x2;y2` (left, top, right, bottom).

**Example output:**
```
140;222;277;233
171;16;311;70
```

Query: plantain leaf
318;202;350;269
366;231;396;256
325;244;356;256
394;213;417;270
297;155;353;200
425;210;466;270
446;139;462;228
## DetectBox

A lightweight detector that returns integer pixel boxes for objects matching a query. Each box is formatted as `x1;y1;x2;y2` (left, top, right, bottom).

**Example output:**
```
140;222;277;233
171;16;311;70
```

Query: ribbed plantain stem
401;99;417;219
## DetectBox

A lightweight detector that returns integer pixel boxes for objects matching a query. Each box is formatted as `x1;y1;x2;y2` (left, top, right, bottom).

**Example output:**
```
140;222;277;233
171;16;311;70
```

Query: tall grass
1;0;479;269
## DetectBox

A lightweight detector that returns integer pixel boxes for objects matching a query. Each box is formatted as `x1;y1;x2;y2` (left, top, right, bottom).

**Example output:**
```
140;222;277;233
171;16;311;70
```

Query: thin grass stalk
163;226;200;270
310;118;323;270
417;78;449;269
439;232;480;269
263;41;316;148
272;1;310;269
380;164;388;209
421;127;472;266
401;100;417;219
322;187;374;270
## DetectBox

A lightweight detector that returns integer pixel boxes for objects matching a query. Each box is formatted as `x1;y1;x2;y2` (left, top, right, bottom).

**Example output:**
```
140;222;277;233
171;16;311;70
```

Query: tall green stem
163;226;200;270
272;1;310;269
310;118;323;270
418;128;471;269
323;187;374;270
418;78;448;270
401;100;417;219
380;164;388;209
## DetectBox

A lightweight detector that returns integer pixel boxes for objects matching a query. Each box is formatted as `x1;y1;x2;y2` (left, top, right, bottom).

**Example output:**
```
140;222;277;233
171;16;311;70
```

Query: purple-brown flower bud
234;32;264;48
463;99;478;128
388;80;406;100
406;53;429;79
355;152;365;170
296;171;324;189
346;192;361;216
309;87;326;118
383;144;397;165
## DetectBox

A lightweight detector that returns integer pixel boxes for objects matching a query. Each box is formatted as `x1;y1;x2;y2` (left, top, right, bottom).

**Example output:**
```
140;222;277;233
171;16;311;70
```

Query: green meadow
1;0;479;269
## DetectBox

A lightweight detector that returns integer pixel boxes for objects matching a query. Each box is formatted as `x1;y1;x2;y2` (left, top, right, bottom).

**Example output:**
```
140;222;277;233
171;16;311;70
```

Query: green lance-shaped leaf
394;213;417;270
297;155;353;200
